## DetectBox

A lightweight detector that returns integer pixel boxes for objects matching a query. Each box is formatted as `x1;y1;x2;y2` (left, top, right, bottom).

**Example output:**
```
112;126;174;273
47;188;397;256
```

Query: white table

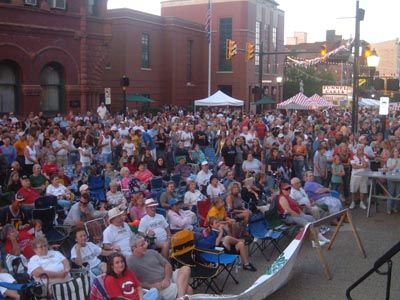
357;170;400;217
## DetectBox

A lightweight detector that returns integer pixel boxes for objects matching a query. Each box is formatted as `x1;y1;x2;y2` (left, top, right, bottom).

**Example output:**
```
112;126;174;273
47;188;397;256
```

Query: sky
107;0;398;44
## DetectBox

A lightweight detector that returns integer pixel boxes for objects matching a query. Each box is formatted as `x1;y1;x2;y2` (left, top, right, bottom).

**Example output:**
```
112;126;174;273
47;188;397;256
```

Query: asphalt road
196;206;400;300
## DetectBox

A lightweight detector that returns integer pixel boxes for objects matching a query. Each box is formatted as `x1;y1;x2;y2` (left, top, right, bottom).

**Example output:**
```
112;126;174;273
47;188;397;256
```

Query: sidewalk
203;208;400;299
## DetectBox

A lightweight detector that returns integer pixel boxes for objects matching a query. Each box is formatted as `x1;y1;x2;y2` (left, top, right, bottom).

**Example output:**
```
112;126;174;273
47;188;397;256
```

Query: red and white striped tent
308;94;336;108
277;92;315;110
390;102;400;111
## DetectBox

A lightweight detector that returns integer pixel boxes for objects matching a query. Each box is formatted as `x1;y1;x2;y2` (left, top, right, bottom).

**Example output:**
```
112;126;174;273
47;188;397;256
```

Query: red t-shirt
5;228;35;259
42;163;58;176
16;187;40;205
104;270;141;300
254;123;267;139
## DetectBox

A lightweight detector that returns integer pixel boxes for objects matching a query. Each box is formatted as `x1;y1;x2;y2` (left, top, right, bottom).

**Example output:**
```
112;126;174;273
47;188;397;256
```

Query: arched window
40;64;64;114
0;62;18;114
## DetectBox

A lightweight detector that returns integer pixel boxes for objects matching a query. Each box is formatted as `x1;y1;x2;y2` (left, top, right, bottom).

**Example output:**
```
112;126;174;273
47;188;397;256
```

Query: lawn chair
32;207;69;245
88;175;106;205
204;148;218;170
150;177;164;192
85;217;107;246
170;230;222;294
247;213;284;261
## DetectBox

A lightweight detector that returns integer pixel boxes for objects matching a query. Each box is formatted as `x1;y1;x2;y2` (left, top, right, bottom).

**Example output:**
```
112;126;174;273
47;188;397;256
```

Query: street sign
104;88;111;105
379;97;389;115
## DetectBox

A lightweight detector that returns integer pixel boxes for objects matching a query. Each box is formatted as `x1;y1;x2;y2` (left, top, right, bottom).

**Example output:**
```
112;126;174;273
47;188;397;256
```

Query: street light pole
258;42;263;101
351;0;364;134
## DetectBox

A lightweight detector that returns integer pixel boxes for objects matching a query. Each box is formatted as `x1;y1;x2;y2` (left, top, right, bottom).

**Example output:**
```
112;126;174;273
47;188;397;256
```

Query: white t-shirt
103;223;133;257
70;242;102;268
28;250;66;277
97;106;107;119
46;184;68;197
184;190;202;205
181;131;192;148
138;214;168;243
52;140;68;156
123;142;135;157
350;154;370;176
290;187;312;207
196;170;212;187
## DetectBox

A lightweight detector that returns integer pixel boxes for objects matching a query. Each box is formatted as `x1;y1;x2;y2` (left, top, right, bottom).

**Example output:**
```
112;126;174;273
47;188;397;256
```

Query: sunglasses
283;187;291;191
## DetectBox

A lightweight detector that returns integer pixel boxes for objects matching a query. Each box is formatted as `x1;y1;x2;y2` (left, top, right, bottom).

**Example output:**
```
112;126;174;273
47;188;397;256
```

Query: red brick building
162;0;285;111
102;9;208;111
0;0;111;116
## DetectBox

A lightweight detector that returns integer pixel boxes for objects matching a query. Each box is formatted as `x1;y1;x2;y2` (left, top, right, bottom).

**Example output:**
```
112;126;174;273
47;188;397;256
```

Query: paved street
198;206;400;300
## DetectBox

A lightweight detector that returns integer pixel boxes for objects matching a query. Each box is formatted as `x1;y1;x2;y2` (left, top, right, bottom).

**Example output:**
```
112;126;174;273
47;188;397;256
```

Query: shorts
158;269;179;300
350;175;368;194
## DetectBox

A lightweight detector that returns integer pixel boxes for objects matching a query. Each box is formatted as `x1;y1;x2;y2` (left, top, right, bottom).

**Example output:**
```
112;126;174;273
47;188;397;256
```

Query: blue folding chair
198;250;239;293
150;177;164;192
247;213;284;261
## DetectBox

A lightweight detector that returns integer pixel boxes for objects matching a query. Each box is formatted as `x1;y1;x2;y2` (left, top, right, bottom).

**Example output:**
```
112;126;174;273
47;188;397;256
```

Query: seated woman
134;162;154;187
119;167;132;192
183;180;204;212
206;175;226;200
27;237;71;285
206;197;236;236
264;147;283;193
197;217;257;272
70;227;116;277
167;199;197;233
45;174;72;213
152;157;168;179
7;171;21;193
242;153;262;178
241;177;262;213
189;144;206;164
129;191;147;222
2;224;35;262
104;253;156;300
142;148;156;174
277;183;330;246
225;182;252;229
125;155;137;175
106;180;127;208
42;155;58;179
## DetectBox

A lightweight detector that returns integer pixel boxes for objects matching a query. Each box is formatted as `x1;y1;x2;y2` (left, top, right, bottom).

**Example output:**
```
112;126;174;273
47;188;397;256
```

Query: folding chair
204;148;218;169
88;175;106;205
84;217;107;246
197;249;239;293
247;214;284;261
171;174;186;197
197;197;211;227
170;230;222;294
32;207;69;244
150;177;164;192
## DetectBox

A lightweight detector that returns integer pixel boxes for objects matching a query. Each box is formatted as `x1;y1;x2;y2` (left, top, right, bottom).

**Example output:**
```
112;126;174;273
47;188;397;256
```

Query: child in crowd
331;154;345;198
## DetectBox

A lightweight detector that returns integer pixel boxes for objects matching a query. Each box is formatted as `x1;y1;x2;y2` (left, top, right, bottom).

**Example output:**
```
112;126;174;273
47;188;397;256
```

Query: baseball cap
278;133;284;138
21;175;29;180
168;198;182;206
15;193;25;202
218;161;224;167
79;184;89;192
281;183;291;190
201;161;209;166
145;198;158;207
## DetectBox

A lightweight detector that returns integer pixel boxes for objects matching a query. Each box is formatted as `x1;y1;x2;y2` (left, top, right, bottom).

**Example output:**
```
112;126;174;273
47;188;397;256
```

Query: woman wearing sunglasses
277;183;330;247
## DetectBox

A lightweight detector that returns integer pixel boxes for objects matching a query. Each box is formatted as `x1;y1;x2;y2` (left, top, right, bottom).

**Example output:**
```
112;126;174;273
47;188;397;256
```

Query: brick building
0;0;111;116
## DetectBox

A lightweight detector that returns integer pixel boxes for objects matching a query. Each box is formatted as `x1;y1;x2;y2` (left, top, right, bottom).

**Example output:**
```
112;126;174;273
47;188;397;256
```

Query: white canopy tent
195;90;244;107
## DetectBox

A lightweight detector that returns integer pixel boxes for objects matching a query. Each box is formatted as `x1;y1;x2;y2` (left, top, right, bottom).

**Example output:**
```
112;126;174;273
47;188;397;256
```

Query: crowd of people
0;101;399;299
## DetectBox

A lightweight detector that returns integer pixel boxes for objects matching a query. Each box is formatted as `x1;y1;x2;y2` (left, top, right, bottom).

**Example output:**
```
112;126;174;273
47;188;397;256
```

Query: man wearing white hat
103;205;134;257
195;161;213;193
138;199;171;259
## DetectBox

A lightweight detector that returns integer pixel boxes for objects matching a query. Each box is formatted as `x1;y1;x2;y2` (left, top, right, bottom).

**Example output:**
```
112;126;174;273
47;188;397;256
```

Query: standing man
349;145;369;210
97;102;108;120
52;133;70;168
313;144;328;187
98;126;113;164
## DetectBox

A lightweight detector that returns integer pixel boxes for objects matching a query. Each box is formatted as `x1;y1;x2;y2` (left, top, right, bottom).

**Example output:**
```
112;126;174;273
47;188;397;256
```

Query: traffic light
364;45;371;58
226;39;237;59
320;44;327;57
246;43;255;61
373;78;384;90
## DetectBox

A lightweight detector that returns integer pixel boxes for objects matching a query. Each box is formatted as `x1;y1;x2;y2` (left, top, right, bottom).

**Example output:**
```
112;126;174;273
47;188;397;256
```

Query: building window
141;33;150;69
40;64;63;114
219;18;232;72
265;24;270;74
187;40;193;83
0;62;18;114
272;27;277;74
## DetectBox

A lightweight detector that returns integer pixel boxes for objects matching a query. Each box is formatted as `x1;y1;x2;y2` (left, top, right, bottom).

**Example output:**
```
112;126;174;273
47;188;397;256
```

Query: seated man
0;194;30;231
29;164;47;195
63;193;96;226
127;235;193;300
290;177;323;220
159;181;180;209
103;205;134;257
138;199;171;259
197;217;257;271
303;171;343;216
174;156;192;182
195;161;213;193
17;175;40;207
